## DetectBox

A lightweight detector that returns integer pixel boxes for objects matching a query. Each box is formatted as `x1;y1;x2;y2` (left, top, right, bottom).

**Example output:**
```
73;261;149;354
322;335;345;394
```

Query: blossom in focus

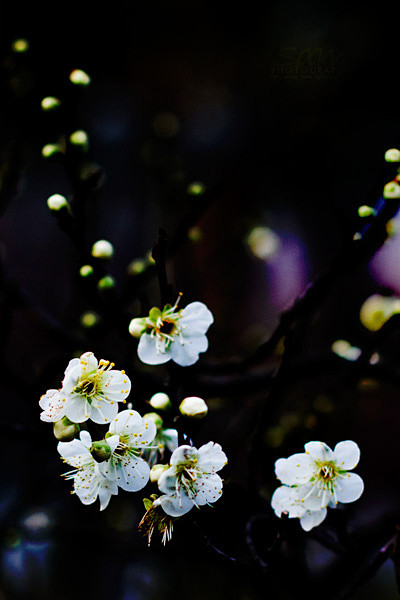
39;389;66;422
154;442;227;517
60;352;131;424
99;409;157;492
131;296;214;367
58;430;119;510
271;440;364;531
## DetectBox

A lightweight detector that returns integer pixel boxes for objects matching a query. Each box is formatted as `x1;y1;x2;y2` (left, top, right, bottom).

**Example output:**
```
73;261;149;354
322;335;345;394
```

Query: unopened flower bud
53;417;79;442
11;38;29;53
360;294;400;331
143;412;163;429
179;396;208;419
128;317;147;338
69;69;91;86
385;148;400;162
41;96;61;111
90;440;111;463
331;339;361;361
91;239;114;259
41;144;62;158
149;392;171;411
383;181;400;199
69;130;89;149
97;275;115;290
187;181;205;196
149;464;169;483
80;311;99;328
127;258;147;276
47;193;69;211
79;264;94;277
358;205;376;218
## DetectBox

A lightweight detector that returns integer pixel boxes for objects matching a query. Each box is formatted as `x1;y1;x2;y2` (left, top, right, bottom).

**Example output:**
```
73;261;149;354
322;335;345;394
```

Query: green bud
148;392;171;411
383;181;400;199
11;38;29;53
187;181;205;196
358;205;376;218
69;69;91;86
53;417;79;442
127;258;147;276
41;96;61;111
97;275;115;290
143;412;163;429
69;130;89;149
41;144;63;158
128;317;147;338
79;264;94;278
385;148;400;162
80;311;99;328
90;440;112;462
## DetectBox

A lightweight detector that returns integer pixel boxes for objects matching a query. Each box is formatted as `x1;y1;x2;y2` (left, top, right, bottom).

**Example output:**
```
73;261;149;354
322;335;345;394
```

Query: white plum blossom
58;430;119;511
271;440;364;531
99;409;157;492
133;296;214;367
39;389;66;422
154;442;227;517
59;351;131;424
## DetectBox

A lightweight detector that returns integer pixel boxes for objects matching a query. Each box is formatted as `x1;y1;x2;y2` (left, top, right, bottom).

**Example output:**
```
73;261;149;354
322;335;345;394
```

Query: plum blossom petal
300;508;328;532
333;441;361;470
39;389;66;422
336;473;364;503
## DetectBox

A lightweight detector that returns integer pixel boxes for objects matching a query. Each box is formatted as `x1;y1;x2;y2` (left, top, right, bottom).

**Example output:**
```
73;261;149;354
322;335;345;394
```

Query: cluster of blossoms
271;440;364;531
39;311;227;543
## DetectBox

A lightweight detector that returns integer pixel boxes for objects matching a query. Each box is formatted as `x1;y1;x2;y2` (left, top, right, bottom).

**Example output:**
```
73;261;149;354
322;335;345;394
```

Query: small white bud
179;396;208;419
383;181;400;199
41;96;61;111
69;129;89;148
69;69;91;86
91;239;114;259
148;392;171;411
47;193;69;211
41;143;62;158
128;317;147;338
385;148;400;163
149;464;169;483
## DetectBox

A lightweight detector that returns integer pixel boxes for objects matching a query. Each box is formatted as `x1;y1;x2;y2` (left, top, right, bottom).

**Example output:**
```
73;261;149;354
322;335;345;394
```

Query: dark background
1;3;400;599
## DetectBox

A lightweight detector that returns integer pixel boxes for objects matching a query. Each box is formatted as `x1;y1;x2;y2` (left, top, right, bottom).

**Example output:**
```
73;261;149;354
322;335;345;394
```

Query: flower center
315;461;338;486
175;459;200;498
73;359;115;402
158;320;176;335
